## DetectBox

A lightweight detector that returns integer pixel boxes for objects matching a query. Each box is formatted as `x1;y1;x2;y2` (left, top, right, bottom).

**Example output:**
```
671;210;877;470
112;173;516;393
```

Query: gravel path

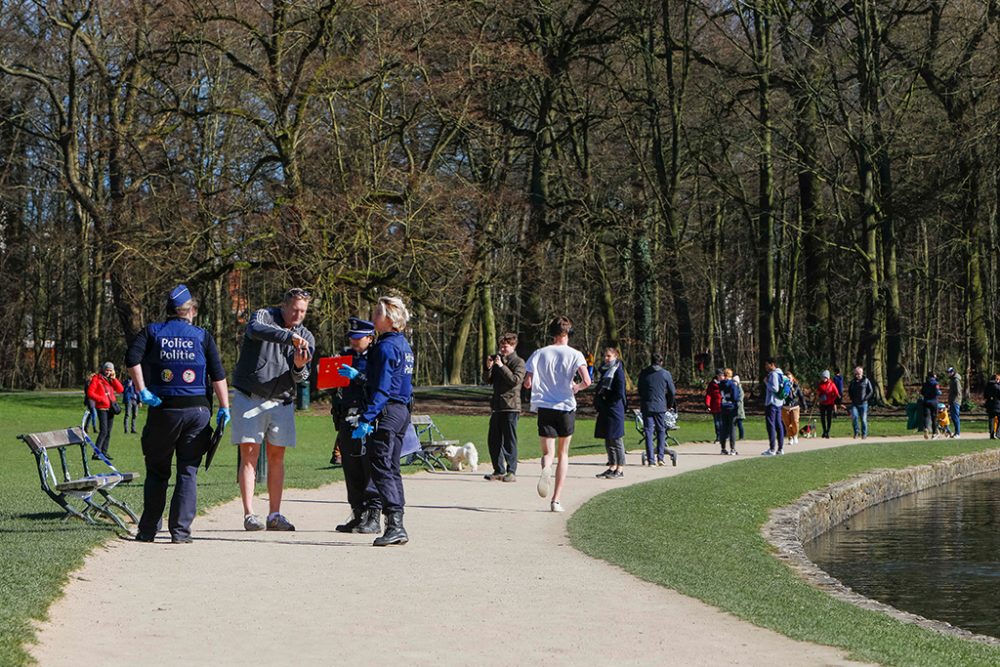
29;434;909;666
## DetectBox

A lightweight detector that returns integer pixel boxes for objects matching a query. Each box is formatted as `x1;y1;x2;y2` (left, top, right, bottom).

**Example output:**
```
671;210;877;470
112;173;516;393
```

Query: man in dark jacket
847;366;874;440
920;373;942;439
484;333;526;481
638;353;677;466
984;373;1000;439
231;288;315;532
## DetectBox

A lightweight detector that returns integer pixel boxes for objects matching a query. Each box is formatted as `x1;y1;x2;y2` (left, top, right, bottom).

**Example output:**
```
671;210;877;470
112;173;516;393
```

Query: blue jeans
850;403;869;437
950;402;961;435
765;405;785;451
643;413;666;462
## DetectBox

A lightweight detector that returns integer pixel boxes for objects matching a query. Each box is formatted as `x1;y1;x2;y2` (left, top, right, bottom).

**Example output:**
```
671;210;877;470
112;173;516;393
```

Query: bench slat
19;427;88;452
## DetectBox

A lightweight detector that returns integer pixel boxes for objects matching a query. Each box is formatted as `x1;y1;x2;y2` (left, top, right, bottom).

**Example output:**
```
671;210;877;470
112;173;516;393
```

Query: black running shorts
536;408;575;437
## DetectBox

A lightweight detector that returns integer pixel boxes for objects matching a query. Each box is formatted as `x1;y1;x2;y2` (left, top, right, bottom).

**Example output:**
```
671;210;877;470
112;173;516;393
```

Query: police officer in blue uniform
352;296;414;546
332;316;382;534
126;284;230;543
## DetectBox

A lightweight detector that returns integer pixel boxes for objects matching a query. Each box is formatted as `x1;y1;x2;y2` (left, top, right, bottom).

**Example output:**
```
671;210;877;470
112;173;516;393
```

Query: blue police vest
384;332;413;403
143;319;208;397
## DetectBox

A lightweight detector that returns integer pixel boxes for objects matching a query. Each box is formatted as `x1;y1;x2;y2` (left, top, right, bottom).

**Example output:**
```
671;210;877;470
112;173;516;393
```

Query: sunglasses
284;288;312;300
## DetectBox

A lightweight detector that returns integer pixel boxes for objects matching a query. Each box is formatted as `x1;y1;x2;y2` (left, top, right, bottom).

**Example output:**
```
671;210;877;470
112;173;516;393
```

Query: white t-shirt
525;344;587;411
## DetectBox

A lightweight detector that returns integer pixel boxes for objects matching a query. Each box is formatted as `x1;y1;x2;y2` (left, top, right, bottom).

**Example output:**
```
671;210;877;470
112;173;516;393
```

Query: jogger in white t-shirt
523;316;592;512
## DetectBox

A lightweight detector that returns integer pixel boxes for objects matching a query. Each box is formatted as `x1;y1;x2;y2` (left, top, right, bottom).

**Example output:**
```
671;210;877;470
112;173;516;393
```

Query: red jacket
86;373;124;410
705;379;722;414
816;379;840;407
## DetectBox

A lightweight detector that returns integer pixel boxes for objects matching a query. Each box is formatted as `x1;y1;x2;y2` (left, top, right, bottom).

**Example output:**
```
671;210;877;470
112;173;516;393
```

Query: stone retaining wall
763;449;1000;645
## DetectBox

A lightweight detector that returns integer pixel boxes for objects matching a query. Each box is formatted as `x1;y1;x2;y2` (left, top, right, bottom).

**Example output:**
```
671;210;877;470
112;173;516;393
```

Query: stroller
634;409;679;467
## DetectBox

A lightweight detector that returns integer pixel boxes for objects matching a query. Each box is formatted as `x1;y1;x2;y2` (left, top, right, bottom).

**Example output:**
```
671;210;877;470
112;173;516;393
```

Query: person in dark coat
594;347;627;479
638;353;677;466
718;374;742;456
984;373;1000;439
920;373;942;439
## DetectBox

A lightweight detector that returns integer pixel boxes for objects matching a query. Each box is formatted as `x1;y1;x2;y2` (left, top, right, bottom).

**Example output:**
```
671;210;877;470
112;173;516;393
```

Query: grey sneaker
266;513;295;531
244;514;265;531
502;472;517;483
537;465;552;498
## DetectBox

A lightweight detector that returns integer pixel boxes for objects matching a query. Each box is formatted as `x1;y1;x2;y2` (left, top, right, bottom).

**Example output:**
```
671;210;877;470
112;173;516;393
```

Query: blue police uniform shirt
143;319;208;396
361;331;414;423
341;345;369;410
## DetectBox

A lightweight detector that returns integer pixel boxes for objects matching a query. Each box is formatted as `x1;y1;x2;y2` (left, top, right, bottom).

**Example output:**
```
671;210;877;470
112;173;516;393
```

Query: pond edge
762;447;1000;646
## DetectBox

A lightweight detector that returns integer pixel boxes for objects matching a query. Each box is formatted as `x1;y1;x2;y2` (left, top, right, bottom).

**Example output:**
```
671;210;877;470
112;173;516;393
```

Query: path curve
31;434;933;666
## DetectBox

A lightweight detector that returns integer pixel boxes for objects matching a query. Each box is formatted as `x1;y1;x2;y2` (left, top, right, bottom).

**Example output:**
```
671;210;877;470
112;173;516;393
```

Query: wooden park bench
18;427;141;531
402;414;459;473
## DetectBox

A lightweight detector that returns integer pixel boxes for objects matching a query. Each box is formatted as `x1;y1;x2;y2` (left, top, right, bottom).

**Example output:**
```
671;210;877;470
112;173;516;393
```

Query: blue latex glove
216;407;231;430
338;365;360;380
352;421;374;440
139;388;162;407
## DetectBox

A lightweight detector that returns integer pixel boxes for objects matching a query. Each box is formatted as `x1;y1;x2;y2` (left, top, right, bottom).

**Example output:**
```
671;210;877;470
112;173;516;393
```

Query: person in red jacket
86;361;124;459
705;368;724;451
816;370;841;438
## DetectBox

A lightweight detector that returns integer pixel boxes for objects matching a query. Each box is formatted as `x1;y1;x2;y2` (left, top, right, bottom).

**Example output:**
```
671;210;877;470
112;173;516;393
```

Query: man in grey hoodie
947;367;962;438
231;288;315;531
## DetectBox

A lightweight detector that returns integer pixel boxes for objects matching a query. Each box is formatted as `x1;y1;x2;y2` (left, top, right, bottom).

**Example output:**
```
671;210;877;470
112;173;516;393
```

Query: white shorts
231;391;296;448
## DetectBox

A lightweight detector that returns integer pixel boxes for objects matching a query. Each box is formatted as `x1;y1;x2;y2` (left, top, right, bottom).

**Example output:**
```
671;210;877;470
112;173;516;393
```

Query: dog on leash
800;419;817;439
443;442;479;472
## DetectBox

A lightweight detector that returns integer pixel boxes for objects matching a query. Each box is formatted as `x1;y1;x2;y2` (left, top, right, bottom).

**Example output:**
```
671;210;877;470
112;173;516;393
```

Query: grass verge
568;438;1000;667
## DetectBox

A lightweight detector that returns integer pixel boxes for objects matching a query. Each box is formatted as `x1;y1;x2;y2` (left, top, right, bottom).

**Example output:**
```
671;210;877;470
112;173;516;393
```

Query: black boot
335;509;363;533
355;508;381;534
373;511;408;546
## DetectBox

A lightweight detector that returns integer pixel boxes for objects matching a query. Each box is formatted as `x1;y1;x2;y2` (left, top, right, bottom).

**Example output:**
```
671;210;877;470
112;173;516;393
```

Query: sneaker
761;449;776;456
924;430;930;440
657;460;665;466
266;513;295;531
484;473;504;481
537;465;552;498
953;434;961;439
134;532;155;543
550;500;564;513
778;449;785;455
861;434;867;440
171;536;193;544
852;433;858;440
596;469;613;479
502;472;517;483
244;514;266;531
720;448;728;456
610;470;624;479
730;450;738;456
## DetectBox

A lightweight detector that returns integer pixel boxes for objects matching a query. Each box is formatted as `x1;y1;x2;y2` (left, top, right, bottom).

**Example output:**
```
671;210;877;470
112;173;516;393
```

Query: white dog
443;442;479;472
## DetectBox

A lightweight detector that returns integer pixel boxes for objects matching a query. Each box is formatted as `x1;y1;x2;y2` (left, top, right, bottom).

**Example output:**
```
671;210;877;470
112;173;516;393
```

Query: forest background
1;0;998;403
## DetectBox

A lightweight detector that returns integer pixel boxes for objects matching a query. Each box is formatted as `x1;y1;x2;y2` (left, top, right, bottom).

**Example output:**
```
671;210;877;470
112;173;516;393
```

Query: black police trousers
366;402;409;514
138;406;210;541
336;422;381;513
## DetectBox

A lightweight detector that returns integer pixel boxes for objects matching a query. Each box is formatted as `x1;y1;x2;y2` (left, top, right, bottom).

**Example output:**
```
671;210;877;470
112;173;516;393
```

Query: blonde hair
724;368;733;379
375;296;410;331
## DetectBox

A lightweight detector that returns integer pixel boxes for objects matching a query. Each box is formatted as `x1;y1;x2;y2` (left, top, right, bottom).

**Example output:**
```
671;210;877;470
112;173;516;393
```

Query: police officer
126;284;230;543
352;296;414;546
332;316;382;534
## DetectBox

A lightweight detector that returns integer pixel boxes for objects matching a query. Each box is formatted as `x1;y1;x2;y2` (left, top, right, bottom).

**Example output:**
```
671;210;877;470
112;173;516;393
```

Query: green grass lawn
0;391;984;666
568;438;1000;667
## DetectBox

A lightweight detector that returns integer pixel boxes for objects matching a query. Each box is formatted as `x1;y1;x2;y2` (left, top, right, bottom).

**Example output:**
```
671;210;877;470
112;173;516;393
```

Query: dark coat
638;365;676;414
484;352;526;412
594;363;626;440
984;380;1000;412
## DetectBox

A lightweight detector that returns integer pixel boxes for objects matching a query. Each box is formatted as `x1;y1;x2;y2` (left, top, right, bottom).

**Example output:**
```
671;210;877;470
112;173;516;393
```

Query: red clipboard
317;355;353;390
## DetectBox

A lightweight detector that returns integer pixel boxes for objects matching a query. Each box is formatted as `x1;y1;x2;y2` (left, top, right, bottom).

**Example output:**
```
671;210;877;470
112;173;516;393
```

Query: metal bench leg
81;495;130;531
97;489;139;524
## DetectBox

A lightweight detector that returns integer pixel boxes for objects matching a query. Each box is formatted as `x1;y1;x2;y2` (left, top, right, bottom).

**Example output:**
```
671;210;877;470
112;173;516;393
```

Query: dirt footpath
29;436;903;667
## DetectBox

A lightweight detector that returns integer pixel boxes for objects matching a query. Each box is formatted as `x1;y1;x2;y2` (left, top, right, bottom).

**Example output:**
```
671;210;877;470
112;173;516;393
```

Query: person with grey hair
231;287;315;532
847;366;874;439
86;361;124;459
350;295;414;546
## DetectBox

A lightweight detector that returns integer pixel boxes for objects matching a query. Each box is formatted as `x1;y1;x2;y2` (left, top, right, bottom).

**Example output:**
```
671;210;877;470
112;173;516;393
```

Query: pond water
804;470;1000;639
